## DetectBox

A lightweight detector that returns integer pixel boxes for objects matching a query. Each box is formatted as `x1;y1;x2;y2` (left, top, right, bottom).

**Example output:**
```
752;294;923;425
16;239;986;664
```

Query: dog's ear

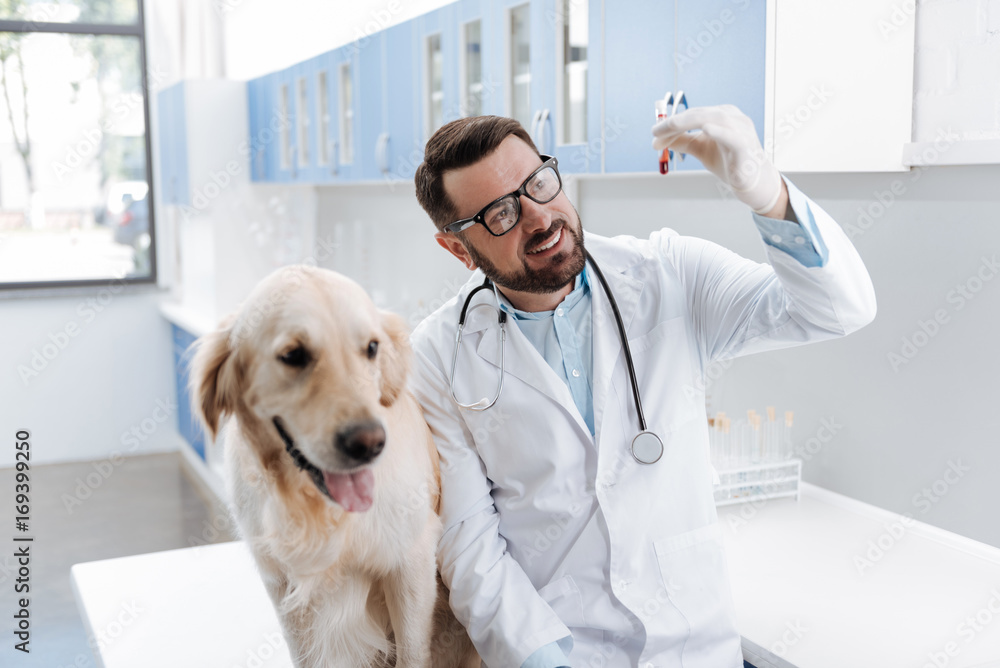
190;315;241;439
378;311;412;408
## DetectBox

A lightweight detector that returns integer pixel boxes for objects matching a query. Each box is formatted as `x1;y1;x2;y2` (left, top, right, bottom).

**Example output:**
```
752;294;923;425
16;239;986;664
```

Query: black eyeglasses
444;155;562;236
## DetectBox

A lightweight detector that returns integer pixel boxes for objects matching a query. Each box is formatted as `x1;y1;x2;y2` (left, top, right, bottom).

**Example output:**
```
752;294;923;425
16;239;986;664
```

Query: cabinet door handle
376;132;390;175
330;139;339;176
291;145;298;178
530;109;543;147
538;108;551;154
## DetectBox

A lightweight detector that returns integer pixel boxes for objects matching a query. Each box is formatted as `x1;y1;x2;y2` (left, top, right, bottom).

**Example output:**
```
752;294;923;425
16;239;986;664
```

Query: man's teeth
528;228;561;254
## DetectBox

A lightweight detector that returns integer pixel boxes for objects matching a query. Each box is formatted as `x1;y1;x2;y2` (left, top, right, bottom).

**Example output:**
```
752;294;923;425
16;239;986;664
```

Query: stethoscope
449;251;664;465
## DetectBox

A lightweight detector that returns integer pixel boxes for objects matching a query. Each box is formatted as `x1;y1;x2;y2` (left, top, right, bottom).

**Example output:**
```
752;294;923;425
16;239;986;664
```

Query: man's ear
189;315;242;439
435;231;477;271
377;310;412;408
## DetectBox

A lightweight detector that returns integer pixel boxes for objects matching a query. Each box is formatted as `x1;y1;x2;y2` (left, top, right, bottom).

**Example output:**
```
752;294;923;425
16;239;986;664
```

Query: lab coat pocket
537;574;587;629
652;524;739;651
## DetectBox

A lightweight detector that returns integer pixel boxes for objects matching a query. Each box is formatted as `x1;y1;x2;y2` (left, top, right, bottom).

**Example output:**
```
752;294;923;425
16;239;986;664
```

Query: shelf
902;138;1000;167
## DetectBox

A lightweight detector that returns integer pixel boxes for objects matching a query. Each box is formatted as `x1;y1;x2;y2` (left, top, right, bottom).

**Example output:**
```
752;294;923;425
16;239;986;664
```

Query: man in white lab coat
409;108;876;668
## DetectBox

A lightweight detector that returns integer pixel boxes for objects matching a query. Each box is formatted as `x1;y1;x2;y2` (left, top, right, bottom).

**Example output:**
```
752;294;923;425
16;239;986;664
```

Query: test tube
654;99;671;175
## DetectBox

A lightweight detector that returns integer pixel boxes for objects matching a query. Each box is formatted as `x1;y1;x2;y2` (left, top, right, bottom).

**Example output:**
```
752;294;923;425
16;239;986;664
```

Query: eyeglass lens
483;166;561;235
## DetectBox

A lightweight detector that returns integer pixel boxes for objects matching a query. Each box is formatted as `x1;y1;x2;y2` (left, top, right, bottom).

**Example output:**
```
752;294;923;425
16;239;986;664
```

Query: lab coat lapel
589;252;644;449
473;304;592;438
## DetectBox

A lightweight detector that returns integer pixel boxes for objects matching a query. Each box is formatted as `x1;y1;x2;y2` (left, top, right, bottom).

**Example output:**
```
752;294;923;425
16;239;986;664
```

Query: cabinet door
549;0;601;174
273;67;298;183
260;72;283;182
672;0;766;172
289;59;318;183
384;20;420;181
246;77;263;182
312;54;338;183
357;31;384;180
330;46;359;181
603;0;675;173
417;5;458;148
456;0;497;118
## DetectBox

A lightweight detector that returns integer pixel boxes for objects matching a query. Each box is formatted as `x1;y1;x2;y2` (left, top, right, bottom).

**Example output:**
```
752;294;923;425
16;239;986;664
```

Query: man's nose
517;195;551;234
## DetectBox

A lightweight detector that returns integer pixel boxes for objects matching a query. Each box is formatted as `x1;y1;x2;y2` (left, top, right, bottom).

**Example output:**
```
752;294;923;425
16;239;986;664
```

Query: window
509;4;531;130
317;71;329;166
296;77;309;168
461;19;482;117
426;33;444;137
0;0;155;287
279;83;291;169
559;0;587;145
339;62;353;165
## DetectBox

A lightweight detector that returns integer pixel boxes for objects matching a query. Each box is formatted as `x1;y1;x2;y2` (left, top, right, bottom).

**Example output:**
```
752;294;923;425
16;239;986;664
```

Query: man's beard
463;219;587;295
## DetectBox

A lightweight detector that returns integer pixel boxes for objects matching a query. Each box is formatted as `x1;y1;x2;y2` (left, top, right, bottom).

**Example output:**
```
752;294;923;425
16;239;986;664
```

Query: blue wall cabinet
239;0;771;182
171;324;206;459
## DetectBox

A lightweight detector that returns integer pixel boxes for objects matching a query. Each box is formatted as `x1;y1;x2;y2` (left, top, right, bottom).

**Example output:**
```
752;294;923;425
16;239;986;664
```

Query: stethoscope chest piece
631;431;664;465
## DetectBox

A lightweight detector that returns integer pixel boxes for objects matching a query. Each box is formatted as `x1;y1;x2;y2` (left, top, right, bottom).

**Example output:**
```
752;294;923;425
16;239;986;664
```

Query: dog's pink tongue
323;469;374;512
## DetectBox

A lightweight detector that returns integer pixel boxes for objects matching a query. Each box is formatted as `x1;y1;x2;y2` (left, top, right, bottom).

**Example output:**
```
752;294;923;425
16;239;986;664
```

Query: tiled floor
0;452;235;668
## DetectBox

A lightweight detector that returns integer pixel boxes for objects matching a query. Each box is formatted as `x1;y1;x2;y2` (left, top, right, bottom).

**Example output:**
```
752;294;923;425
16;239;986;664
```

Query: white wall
579;166;1000;549
0;289;181;467
307;165;1000;550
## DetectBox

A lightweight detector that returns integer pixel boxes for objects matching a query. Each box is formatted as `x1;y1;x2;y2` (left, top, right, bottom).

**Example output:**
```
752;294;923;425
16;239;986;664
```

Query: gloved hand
652;104;782;215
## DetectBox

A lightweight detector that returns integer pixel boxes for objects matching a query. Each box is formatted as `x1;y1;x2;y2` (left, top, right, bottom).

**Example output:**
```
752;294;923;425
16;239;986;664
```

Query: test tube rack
709;407;802;507
713;458;802;507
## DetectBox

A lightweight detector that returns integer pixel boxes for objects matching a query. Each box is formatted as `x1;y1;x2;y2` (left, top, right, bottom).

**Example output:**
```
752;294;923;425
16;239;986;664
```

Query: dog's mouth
272;417;375;512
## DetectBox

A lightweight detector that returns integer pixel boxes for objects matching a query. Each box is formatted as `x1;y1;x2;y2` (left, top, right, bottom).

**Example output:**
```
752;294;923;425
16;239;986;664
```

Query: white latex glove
652;104;782;215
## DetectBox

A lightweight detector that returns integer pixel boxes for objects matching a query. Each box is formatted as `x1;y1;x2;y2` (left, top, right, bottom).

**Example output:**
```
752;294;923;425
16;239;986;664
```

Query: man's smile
526;226;563;255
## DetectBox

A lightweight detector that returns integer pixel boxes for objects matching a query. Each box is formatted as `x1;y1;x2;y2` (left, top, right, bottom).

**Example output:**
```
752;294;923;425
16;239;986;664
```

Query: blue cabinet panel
171;324;205;459
672;0;766;172
384;21;421;181
457;0;500;117
603;0;676;174
358;32;384;180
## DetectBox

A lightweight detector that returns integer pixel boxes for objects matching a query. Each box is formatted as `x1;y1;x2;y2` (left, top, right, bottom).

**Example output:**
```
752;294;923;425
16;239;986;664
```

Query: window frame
0;4;159;291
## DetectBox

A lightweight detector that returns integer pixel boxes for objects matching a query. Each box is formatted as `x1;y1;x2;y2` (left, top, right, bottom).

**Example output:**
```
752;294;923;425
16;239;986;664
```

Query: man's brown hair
414;115;538;231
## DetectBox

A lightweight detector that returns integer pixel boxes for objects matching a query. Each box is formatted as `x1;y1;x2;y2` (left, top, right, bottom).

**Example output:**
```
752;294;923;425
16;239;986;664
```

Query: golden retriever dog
190;265;478;668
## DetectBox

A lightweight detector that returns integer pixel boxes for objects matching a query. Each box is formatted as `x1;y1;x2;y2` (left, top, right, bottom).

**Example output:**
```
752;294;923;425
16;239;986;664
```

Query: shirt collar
494;266;590;321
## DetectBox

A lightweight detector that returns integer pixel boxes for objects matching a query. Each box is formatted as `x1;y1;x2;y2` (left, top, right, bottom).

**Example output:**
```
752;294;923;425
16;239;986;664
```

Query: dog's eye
279;346;310;368
366;340;379;360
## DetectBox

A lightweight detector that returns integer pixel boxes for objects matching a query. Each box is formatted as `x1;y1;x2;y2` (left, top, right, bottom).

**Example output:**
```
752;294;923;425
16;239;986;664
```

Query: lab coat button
556;308;565;317
770;234;782;243
794;235;806;244
572;369;580;378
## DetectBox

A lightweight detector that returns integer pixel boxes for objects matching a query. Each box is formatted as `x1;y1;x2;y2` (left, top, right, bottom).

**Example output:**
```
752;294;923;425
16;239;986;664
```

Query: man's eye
487;202;514;227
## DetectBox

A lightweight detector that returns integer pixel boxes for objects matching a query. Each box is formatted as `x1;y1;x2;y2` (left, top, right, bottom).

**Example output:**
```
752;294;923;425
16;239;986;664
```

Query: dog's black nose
336;421;386;463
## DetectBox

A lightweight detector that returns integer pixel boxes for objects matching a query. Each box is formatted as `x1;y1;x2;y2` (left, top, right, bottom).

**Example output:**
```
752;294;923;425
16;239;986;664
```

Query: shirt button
794;235;806;244
770;234;782;243
572;369;580;378
556;308;565;317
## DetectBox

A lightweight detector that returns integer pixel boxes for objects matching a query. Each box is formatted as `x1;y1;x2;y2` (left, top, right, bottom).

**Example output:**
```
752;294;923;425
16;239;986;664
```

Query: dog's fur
191;265;478;668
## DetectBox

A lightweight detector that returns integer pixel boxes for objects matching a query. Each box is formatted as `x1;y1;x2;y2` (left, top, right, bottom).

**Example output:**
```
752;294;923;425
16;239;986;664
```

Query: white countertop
71;541;292;668
71;485;1000;668
721;483;1000;668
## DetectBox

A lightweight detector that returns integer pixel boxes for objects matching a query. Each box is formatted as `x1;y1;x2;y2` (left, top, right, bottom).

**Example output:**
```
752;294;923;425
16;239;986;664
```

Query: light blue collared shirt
495;268;596;435
511;177;824;668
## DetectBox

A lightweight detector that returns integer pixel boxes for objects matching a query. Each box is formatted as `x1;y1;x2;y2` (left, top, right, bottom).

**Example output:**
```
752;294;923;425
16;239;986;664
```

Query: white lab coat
409;193;876;668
